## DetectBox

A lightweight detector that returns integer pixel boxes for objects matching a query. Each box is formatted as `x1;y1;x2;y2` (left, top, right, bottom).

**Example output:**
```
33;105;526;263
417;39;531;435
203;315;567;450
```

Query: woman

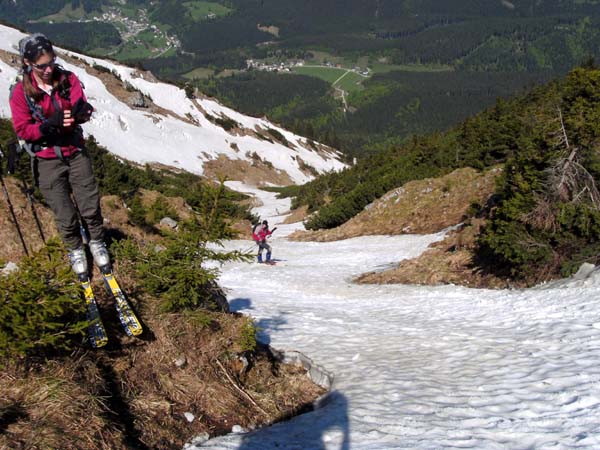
9;33;109;279
252;220;276;263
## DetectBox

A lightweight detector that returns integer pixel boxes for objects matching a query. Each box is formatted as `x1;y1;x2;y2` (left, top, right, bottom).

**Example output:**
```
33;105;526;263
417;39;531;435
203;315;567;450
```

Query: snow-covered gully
192;185;600;449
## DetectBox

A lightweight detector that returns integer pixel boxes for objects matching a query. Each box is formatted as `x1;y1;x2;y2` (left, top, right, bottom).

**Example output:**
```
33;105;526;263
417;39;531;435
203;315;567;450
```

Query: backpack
252;223;261;241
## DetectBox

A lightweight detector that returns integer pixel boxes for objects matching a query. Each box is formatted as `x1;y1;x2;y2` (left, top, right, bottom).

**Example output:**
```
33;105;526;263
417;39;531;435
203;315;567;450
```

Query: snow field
195;187;600;449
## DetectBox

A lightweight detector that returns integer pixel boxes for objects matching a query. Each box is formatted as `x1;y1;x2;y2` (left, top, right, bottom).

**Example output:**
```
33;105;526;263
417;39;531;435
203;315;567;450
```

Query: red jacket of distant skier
253;226;272;243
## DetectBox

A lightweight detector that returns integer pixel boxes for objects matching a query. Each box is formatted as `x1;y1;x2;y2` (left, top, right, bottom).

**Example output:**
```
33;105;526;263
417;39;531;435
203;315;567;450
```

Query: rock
129;91;148;108
238;354;249;374
1;262;18;276
231;425;245;433
184;433;210;448
281;350;333;390
574;262;596;280
174;355;187;368
160;217;178;229
183;412;195;423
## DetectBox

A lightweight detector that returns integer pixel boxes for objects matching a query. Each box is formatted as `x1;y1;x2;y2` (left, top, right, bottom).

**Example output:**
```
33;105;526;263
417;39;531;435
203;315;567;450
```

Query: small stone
160;217;178;229
574;263;596;280
1;262;18;276
174;355;187;368
184;412;195;422
189;433;210;446
231;425;245;433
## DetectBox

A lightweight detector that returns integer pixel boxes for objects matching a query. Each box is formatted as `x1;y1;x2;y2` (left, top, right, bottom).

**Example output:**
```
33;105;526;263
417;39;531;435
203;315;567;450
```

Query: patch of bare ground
0;49;19;68
290;167;502;242
1;181;326;448
355;218;521;289
0;306;325;449
0;177;58;263
203;154;293;186
283;205;309;225
289;166;514;289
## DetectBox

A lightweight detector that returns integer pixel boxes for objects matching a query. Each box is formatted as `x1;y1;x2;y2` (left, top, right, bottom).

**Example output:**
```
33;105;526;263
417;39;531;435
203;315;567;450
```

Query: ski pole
6;140;46;244
0;147;29;256
242;243;256;253
20;171;46;245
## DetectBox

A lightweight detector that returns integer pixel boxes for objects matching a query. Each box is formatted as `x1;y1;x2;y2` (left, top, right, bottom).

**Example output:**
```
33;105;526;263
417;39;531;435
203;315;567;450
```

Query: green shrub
266;127;289;146
114;183;251;312
477;67;600;281
126;195;149;229
147;196;179;225
236;318;257;353
0;240;87;360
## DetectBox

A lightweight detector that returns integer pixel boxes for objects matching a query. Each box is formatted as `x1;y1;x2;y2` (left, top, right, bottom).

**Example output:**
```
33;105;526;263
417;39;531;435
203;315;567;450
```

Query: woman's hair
18;33;59;100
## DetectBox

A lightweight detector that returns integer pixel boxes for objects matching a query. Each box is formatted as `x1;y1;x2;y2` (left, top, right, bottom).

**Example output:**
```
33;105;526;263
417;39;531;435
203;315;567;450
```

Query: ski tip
130;325;143;336
90;335;108;348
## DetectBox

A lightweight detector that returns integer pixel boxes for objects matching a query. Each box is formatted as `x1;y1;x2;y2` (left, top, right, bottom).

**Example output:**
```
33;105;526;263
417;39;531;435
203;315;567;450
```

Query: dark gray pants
257;241;271;256
37;150;104;250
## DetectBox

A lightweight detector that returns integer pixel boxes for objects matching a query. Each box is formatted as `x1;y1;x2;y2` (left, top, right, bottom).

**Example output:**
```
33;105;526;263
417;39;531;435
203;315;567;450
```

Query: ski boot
68;246;88;281
89;239;111;274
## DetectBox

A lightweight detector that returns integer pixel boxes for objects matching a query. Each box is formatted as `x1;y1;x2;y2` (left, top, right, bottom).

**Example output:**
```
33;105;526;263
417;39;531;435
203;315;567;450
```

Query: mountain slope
0;24;346;186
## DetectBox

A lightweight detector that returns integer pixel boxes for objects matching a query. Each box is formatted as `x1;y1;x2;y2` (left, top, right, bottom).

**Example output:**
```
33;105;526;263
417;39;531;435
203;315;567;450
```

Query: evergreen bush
113;183;251;312
477;67;600;281
0;240;87;360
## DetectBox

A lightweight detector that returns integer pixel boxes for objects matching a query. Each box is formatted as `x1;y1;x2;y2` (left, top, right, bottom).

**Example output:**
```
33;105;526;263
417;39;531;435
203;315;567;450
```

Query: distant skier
252;220;277;263
9;33;109;278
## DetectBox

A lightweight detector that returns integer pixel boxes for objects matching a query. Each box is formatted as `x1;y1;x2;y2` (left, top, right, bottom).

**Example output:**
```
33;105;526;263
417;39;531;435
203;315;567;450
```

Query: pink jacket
9;71;87;159
253;226;272;242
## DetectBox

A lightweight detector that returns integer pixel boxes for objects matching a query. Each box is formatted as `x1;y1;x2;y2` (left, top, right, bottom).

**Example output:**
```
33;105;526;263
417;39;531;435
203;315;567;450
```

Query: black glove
71;98;94;124
39;110;64;136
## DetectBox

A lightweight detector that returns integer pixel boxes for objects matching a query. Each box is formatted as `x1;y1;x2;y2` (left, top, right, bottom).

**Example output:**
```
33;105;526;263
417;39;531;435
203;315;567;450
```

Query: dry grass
290;167;502;242
0;283;325;450
99;302;324;448
0;356;124;450
203;154;293;186
1;182;326;449
287;166;514;289
355;219;518;289
0;177;58;264
282;205;309;225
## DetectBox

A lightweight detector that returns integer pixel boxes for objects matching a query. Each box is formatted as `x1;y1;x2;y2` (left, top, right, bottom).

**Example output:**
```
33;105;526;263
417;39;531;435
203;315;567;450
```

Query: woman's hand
62;109;75;128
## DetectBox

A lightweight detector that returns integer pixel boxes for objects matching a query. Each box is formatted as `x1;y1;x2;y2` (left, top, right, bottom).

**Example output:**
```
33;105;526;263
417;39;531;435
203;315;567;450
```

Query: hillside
0;137;328;449
288;64;600;286
1;2;599;159
290;167;501;241
0;24;346;187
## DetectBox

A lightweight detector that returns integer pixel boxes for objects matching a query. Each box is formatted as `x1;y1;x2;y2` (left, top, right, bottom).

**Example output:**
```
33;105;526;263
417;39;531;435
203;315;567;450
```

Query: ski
81;279;108;348
101;272;143;337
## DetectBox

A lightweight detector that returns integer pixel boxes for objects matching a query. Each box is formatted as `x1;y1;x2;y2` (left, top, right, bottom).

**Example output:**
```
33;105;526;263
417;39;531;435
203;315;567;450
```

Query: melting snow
0;25;345;185
193;186;600;449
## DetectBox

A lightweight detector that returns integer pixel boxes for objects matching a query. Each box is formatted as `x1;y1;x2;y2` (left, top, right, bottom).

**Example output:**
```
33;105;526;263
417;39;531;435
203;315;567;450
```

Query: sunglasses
31;57;56;71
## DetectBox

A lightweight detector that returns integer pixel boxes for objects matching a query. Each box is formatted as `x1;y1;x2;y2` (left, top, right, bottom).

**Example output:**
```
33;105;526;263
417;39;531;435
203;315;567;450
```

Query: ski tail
102;273;143;337
81;279;108;348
